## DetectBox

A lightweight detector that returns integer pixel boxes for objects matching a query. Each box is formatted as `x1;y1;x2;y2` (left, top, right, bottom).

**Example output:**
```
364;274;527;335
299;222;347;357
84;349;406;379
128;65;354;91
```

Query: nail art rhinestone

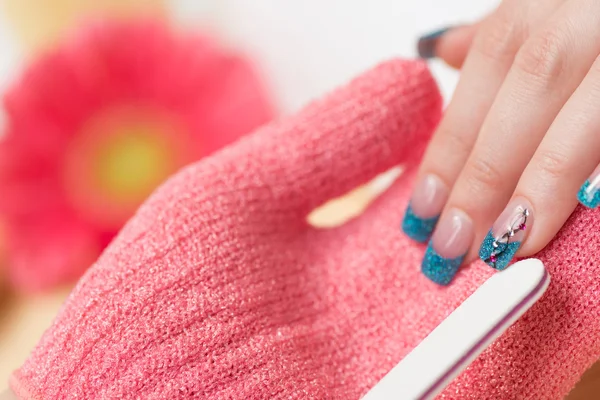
480;208;529;271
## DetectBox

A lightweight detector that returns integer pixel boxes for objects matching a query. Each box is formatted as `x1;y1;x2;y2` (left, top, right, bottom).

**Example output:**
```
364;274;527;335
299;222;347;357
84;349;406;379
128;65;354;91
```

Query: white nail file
362;258;550;400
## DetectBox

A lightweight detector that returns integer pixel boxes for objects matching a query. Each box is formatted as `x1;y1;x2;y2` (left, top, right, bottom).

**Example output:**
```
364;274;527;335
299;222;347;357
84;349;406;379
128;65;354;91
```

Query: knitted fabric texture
10;59;600;399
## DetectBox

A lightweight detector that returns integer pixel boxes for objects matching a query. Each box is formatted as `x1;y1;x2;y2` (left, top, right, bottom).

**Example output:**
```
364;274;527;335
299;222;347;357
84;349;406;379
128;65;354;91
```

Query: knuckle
472;12;521;63
534;148;571;180
514;29;568;83
464;156;505;192
437;126;473;160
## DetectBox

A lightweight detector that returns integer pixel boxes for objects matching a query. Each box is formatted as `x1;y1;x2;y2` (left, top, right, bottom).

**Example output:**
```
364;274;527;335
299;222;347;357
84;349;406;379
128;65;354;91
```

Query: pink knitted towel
10;59;600;399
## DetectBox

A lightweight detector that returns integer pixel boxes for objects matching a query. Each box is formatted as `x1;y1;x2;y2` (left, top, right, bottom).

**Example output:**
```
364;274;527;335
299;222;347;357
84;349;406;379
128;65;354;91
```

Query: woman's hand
403;0;600;285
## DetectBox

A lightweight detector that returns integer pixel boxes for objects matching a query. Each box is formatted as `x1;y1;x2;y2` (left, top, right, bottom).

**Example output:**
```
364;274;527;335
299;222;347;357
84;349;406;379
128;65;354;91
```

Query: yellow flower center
93;121;172;204
64;106;190;229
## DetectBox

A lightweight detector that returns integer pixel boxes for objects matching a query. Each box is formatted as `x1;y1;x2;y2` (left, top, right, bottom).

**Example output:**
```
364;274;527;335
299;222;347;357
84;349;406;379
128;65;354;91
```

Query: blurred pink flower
0;19;273;292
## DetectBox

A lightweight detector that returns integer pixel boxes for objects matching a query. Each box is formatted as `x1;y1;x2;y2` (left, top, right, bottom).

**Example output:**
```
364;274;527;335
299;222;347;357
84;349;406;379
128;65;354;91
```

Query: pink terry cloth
10;59;600;399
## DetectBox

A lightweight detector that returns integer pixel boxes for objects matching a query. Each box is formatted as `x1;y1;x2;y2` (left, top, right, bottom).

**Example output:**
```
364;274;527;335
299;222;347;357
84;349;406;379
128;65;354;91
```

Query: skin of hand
410;3;600;396
406;0;600;286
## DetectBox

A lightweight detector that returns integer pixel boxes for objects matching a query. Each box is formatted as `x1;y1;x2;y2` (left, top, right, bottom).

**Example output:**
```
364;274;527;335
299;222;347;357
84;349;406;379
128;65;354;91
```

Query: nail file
362;258;550;400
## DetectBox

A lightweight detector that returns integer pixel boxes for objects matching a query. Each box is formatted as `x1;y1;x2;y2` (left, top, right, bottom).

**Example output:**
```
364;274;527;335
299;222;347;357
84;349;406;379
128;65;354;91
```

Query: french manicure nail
417;27;452;59
422;208;474;285
402;174;449;243
577;166;600;209
479;198;534;271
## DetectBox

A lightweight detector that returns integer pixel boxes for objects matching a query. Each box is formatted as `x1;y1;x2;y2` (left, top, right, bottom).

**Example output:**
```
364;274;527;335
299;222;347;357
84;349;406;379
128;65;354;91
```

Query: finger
436;25;478;69
481;52;600;268
403;0;556;243
418;24;479;69
425;0;600;282
467;0;600;269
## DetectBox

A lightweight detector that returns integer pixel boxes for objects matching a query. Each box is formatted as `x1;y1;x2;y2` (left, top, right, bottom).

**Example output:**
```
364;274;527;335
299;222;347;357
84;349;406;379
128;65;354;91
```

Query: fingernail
417;27;452;59
577;166;600;208
402;174;449;243
479;198;534;271
422;208;474;285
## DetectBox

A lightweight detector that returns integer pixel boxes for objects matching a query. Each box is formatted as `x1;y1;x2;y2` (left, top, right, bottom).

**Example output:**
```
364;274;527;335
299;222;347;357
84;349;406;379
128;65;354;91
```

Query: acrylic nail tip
479;231;521;271
417;28;450;59
421;242;463;286
402;205;439;243
577;180;600;209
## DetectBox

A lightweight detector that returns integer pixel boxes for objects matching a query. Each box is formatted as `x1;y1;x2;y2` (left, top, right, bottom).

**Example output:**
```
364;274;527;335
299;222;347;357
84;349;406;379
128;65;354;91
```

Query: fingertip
417;27;453;59
478;198;533;271
577;171;600;209
432;25;478;69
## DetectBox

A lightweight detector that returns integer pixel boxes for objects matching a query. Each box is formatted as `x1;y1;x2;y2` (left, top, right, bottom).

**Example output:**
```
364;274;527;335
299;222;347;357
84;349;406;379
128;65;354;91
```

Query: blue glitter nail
479;230;521;271
401;204;439;243
421;241;464;285
577;180;600;209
